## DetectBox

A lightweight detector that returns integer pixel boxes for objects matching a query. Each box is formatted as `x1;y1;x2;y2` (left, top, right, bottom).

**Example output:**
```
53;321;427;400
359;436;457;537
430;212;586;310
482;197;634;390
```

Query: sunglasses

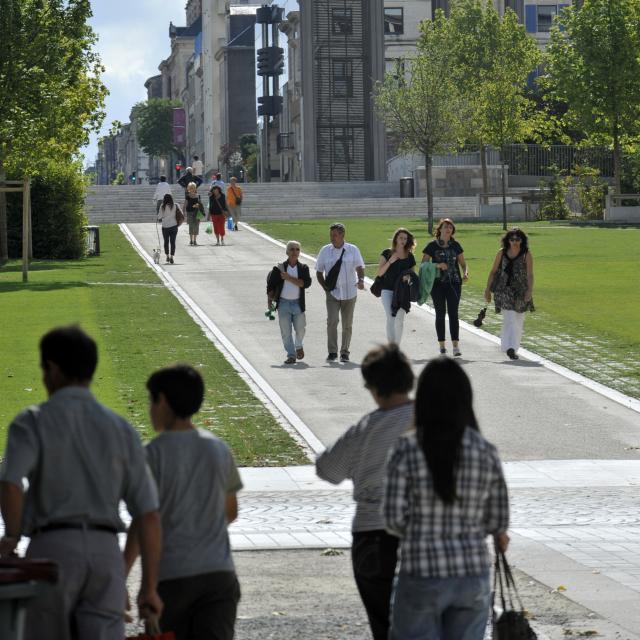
289;248;301;251
508;237;522;242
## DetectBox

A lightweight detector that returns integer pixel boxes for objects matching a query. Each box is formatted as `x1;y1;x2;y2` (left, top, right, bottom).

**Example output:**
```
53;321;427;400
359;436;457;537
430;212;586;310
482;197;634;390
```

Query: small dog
152;249;161;265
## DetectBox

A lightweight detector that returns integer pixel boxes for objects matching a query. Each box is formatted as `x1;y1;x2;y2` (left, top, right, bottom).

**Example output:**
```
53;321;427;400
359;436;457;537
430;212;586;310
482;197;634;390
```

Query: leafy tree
375;13;467;233
0;0;107;261
542;0;640;193
446;0;542;214
239;134;258;183
131;98;182;158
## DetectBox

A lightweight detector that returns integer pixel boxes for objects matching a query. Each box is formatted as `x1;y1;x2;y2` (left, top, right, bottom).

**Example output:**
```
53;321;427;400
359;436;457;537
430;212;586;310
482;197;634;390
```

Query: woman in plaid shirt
383;358;509;640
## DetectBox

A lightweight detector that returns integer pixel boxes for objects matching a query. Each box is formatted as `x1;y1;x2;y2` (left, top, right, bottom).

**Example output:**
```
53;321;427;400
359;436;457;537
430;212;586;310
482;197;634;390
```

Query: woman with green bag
184;182;204;246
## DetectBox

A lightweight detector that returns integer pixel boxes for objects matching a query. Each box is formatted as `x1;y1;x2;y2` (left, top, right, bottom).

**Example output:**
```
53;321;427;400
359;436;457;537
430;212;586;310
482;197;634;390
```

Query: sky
83;0;187;167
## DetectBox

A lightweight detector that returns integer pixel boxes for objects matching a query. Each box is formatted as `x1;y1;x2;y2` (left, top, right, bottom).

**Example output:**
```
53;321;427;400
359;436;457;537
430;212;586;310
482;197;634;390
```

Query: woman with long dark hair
383;358;509;640
376;228;416;345
484;227;534;360
421;218;468;357
157;193;182;264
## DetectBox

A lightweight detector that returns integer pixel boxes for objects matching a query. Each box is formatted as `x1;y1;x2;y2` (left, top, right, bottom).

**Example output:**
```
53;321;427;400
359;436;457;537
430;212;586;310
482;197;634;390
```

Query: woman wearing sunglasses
484;228;534;360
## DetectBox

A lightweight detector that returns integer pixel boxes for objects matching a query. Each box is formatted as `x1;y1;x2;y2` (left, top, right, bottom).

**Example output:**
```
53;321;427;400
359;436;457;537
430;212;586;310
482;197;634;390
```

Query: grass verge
0;225;308;465
252;219;640;399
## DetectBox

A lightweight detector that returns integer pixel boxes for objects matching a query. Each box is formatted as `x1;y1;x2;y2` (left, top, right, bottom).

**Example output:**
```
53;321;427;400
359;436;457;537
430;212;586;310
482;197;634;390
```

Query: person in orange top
226;177;243;231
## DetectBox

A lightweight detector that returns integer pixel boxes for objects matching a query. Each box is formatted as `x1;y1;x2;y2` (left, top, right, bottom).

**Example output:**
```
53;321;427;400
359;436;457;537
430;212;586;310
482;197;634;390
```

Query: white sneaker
221;238;225;245
453;347;461;357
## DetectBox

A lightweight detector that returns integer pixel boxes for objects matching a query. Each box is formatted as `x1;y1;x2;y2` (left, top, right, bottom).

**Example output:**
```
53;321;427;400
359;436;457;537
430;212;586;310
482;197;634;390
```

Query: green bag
205;222;213;234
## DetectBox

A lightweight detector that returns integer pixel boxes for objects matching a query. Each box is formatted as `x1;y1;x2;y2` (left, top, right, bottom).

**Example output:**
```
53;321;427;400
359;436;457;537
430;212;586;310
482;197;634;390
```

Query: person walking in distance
484;227;534;360
157;193;183;264
316;223;366;362
421;218;469;357
208;185;229;246
316;344;414;640
376;228;417;345
191;155;204;178
0;326;161;640
184;182;204;246
266;241;313;364
226;176;243;231
153;175;172;216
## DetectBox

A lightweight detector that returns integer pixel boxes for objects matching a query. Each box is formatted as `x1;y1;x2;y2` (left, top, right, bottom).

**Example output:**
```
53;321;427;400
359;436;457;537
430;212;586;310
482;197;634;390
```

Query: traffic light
258;95;283;116
131;171;136;184
257;47;284;76
175;163;182;171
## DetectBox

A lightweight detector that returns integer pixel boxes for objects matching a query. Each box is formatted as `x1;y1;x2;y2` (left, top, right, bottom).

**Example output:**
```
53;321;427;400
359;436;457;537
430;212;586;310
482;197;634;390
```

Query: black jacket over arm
266;261;313;312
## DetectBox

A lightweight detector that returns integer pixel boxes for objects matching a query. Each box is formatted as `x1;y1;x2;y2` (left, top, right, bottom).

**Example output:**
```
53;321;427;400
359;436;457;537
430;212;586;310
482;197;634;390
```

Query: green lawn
253;220;640;399
0;226;308;465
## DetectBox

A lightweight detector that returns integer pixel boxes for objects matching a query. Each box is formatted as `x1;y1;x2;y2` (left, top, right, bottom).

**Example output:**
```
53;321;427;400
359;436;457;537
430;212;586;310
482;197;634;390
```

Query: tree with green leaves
375;13;467;233
0;0;107;261
542;0;640;193
132;98;182;160
446;0;540;228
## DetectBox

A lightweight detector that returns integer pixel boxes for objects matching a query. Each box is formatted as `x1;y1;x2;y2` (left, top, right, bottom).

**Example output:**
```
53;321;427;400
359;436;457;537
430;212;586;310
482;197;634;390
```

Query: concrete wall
413;165;504;197
478;202;539;221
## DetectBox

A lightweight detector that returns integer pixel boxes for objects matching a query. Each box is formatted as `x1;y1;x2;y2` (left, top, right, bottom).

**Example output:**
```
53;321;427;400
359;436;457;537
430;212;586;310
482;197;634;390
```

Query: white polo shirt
316;242;365;301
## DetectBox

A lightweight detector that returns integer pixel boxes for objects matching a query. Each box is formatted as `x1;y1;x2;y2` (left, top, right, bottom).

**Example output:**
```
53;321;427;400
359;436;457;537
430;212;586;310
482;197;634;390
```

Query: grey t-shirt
316;402;414;532
146;428;243;582
0;387;159;534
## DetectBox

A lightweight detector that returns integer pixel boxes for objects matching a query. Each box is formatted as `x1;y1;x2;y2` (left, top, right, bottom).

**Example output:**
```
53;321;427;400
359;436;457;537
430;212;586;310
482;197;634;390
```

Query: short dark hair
330;222;345;233
361;344;414;397
40;326;98;381
216;173;222;179
147;364;204;418
159;175;167;182
193;155;199;160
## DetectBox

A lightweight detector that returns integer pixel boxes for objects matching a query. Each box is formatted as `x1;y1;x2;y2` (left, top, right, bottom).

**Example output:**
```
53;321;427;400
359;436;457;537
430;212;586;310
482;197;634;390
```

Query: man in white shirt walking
153;175;172;214
192;155;204;178
316;223;366;362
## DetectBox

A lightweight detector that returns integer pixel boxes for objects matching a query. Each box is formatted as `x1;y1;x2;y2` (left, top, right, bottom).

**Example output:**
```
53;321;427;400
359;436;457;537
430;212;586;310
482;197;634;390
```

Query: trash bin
85;225;100;256
0;559;58;640
399;177;415;198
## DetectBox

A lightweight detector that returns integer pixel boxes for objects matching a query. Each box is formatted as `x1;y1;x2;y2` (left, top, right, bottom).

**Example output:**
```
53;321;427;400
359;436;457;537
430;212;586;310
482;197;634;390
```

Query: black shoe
169;256;174;264
340;353;349;362
439;346;447;355
234;224;238;231
327;352;338;361
507;348;519;360
284;356;296;365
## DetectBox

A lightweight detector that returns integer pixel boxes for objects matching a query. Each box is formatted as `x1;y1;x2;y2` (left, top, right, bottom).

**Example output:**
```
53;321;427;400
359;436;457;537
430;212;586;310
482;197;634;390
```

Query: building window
384;8;404;35
537;5;557;32
332;8;353;35
332;60;353;98
333;128;354;164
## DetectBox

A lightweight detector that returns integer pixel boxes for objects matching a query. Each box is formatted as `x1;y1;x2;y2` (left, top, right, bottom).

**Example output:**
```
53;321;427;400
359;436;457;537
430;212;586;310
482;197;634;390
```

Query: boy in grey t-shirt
125;365;242;640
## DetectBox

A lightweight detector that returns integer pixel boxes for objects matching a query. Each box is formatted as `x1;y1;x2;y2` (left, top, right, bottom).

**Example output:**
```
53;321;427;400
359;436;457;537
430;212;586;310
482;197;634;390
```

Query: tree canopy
132;98;182;159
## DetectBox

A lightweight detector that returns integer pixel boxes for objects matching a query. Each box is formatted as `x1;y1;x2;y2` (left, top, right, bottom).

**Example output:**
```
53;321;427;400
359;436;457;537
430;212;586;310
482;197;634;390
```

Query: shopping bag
126;613;175;640
492;548;537;639
205;222;213;235
226;216;234;230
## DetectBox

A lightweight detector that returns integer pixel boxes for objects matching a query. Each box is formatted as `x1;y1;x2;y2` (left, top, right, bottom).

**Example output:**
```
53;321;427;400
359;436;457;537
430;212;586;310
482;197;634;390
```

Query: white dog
152;248;161;264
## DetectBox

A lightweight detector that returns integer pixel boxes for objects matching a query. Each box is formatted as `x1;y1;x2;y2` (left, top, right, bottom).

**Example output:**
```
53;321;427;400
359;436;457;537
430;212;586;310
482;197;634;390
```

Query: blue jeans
278;299;306;358
389;572;490;640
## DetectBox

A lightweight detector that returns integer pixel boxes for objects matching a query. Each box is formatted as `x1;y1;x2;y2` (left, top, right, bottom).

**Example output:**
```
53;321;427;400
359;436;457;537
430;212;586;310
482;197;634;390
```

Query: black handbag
492;549;537;640
370;276;384;298
324;248;345;291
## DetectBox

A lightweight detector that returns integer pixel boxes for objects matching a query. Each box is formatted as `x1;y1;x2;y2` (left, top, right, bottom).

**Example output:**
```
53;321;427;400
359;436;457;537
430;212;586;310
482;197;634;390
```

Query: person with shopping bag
208;185;229;246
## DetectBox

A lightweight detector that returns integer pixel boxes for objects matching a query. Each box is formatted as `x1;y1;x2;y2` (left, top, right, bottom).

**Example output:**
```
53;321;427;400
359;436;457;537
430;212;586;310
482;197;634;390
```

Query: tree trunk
0;160;7;263
426;155;434;235
501;148;508;231
480;143;489;205
613;131;622;195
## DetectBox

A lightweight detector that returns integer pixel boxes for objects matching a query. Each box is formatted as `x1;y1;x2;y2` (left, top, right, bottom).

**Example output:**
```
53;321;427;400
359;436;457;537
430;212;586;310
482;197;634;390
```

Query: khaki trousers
326;293;357;355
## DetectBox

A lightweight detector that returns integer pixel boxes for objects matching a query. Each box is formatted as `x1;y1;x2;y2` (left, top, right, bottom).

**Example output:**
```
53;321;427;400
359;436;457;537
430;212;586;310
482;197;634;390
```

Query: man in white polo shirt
316;223;366;362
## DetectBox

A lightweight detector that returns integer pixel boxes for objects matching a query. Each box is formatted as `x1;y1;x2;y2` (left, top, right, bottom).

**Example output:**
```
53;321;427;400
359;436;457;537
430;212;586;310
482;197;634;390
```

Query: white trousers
381;289;406;345
501;310;525;352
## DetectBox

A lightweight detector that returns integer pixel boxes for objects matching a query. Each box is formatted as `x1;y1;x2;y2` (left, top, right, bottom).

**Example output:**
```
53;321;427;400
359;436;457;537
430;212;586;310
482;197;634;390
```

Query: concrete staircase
85;183;478;225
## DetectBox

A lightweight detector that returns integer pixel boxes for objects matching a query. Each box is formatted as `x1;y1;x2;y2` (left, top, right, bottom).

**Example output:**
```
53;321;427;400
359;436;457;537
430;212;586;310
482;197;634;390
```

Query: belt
31;523;119;536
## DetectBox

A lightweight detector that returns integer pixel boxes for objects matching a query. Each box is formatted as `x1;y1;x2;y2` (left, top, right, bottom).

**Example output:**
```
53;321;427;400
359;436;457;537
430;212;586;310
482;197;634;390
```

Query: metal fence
431;144;614;177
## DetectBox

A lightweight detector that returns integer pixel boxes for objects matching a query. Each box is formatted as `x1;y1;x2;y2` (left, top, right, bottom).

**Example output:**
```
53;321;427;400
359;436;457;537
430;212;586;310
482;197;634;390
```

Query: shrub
573;165;607;220
538;165;571;220
7;162;87;259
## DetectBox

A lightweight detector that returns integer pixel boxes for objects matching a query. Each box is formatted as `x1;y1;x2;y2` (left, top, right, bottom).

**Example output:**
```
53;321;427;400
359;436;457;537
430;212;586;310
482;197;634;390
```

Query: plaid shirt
383;428;509;578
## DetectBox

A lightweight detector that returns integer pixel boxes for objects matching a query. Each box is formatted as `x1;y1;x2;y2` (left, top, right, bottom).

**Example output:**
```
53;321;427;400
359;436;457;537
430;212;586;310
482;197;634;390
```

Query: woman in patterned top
383;358;509;640
421;218;469;357
484;227;534;360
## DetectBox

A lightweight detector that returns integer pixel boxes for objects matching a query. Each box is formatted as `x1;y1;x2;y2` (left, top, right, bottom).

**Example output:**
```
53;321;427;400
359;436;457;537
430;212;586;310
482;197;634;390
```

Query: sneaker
453;347;461;357
327;352;338;361
234;224;239;231
221;238;225;245
340;353;349;362
507;348;519;360
169;256;174;264
296;348;305;360
165;256;170;264
284;356;296;365
439;346;447;355
189;241;194;246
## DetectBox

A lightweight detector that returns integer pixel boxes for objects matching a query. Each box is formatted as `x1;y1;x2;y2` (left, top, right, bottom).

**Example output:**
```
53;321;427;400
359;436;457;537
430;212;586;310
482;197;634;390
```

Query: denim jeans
381;289;406;345
278;298;306;358
389;571;490;640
